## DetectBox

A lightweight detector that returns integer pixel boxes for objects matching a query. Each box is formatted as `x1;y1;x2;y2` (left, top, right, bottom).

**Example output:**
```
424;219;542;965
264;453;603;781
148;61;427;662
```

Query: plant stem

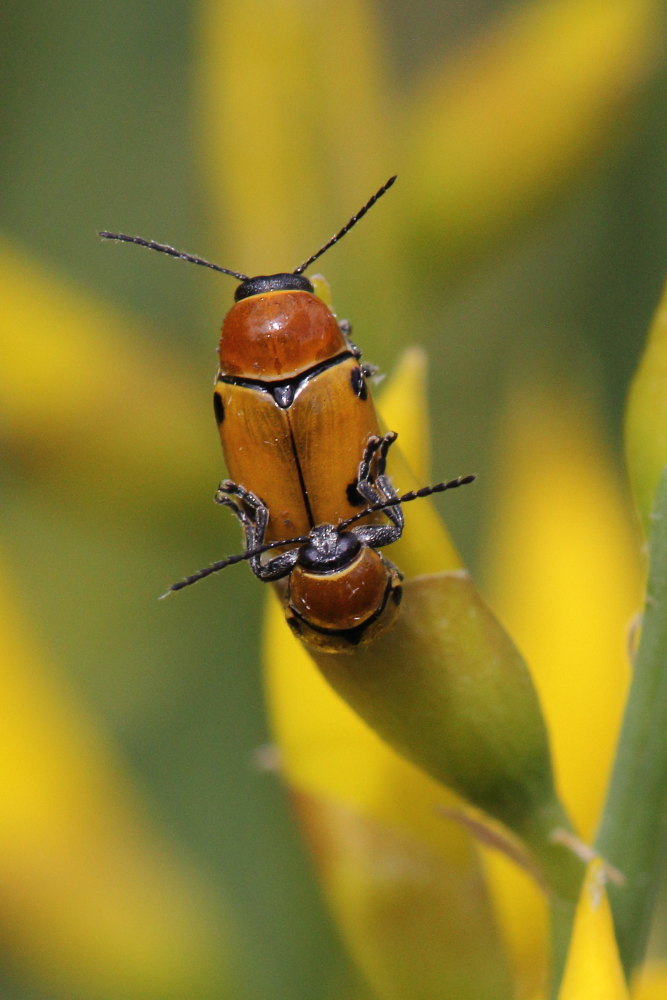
595;467;667;976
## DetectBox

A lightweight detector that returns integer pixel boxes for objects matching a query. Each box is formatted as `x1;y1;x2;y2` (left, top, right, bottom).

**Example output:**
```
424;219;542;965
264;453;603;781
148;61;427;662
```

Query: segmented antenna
100;175;396;282
339;475;476;530
159;533;310;598
98;232;249;281
160;473;475;597
293;175;397;275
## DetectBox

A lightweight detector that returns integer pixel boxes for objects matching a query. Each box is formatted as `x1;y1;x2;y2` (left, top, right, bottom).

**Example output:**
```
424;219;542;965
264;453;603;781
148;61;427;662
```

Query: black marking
350;366;367;400
216;351;354;405
273;384;295;408
346;480;365;507
213;392;225;425
235;273;314;302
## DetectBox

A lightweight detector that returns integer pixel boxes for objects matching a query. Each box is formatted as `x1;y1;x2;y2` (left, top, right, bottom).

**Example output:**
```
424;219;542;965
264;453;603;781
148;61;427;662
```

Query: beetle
100;178;474;650
101;177;395;546
161;465;475;652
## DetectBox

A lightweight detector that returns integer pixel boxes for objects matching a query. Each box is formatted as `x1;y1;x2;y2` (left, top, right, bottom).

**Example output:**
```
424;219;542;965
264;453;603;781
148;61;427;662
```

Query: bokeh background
1;1;666;997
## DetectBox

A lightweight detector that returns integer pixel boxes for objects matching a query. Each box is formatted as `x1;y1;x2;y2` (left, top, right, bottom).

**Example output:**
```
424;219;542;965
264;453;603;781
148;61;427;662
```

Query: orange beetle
100;179;474;651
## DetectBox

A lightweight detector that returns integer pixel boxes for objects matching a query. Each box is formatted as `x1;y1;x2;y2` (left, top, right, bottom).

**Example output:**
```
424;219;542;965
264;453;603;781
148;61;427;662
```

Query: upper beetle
101;178;394;547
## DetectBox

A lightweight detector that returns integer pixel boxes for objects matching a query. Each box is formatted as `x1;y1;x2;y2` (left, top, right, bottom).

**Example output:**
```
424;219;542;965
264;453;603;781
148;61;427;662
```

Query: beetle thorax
218;290;347;380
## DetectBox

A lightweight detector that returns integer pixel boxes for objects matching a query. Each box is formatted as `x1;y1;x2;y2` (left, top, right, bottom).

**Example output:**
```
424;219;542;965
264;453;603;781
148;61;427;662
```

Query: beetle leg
215;479;267;549
356;434;383;484
338;318;362;359
352;520;403;550
356;432;403;533
253;547;301;582
215;480;299;582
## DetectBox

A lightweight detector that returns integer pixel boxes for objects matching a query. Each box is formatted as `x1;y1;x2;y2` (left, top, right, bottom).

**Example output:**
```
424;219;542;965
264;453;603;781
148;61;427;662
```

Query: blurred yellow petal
406;0;660;260
197;0;407;342
483;380;643;841
480;848;548;1000
0;238;209;509
625;277;667;536
377;347;431;483
377;349;464;575
632;961;667;999
557;860;629;1000
0;552;230;999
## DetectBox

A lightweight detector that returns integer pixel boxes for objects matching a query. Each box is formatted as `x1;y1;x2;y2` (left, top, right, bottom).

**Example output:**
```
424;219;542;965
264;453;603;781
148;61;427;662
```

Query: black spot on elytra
213;392;225;425
350;366;367;400
346;481;365;507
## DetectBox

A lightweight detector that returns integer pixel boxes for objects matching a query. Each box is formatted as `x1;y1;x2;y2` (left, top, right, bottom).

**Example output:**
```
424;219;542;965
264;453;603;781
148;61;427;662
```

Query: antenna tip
158;588;173;600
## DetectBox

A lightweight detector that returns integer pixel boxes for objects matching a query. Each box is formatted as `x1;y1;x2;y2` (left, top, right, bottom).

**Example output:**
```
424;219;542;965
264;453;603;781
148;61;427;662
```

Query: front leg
339;318;378;377
215;480;298;582
215;479;268;551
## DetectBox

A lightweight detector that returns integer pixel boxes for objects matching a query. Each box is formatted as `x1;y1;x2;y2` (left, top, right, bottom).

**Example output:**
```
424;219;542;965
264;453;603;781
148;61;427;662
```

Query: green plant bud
310;571;582;902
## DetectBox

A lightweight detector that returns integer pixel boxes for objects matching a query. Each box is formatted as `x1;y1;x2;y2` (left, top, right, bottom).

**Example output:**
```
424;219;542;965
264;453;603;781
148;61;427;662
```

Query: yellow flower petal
0;238;209;509
480;848;548;1000
632;961;667;999
558;860;629;1000
483;380;643;841
0;553;230;998
196;0;406;344
377;347;431;483
406;0;660;261
377;350;464;575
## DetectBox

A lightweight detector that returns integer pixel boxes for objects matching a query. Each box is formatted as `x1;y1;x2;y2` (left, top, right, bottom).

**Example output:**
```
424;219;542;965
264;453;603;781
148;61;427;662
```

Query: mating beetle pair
101;178;474;652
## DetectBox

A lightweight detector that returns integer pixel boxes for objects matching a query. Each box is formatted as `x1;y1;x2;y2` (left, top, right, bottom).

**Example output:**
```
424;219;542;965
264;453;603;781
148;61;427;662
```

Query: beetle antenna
293;175;397;275
339;475;476;531
159;532;310;598
99;232;249;281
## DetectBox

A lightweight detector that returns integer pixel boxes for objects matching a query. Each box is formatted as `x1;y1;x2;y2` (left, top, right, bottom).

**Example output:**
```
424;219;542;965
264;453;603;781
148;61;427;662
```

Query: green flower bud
310;571;581;901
